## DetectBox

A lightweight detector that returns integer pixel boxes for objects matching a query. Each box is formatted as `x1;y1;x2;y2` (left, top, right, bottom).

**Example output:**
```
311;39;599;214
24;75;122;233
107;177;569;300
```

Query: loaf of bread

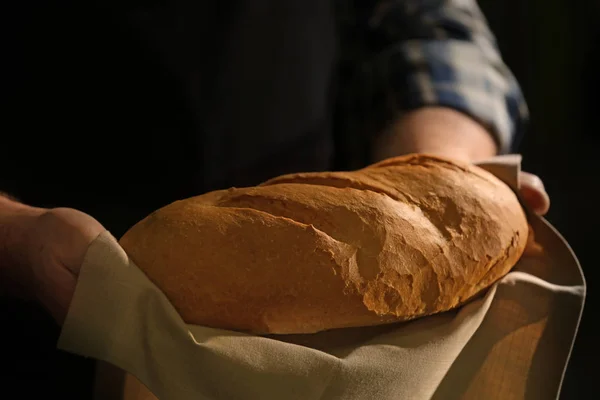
119;154;528;334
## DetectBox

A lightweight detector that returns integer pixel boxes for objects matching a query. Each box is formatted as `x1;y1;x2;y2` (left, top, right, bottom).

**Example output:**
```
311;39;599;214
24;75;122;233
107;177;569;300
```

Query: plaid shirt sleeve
337;0;528;154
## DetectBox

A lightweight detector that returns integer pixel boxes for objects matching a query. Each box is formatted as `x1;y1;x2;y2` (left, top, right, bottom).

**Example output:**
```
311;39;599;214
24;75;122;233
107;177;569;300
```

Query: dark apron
1;1;344;398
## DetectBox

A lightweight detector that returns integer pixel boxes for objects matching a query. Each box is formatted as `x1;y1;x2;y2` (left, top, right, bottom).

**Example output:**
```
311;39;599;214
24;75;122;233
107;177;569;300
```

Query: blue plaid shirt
336;0;528;155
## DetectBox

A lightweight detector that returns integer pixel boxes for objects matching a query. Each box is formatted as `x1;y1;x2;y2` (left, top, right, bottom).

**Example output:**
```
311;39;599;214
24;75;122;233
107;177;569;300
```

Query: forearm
348;0;528;163
372;106;498;162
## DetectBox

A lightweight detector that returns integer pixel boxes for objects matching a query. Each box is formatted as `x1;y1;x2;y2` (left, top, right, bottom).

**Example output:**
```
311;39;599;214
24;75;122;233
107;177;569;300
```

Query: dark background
1;1;597;398
481;0;597;397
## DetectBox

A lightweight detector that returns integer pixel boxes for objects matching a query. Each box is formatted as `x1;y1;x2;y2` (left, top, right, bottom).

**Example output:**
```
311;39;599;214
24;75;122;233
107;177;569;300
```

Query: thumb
519;172;550;216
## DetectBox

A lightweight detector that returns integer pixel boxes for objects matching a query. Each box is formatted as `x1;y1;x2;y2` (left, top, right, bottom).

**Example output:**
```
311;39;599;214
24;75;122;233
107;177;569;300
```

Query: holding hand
519;172;550;216
0;196;105;324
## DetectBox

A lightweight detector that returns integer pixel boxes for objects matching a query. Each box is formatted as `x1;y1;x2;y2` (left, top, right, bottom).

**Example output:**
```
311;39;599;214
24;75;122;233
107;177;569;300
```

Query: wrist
373;107;498;163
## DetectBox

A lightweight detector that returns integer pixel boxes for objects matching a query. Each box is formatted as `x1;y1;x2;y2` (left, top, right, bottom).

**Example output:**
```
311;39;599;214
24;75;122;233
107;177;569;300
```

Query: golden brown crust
119;154;528;334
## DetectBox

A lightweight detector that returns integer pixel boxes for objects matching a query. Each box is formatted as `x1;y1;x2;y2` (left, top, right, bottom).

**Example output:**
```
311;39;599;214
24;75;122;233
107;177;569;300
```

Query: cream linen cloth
57;155;586;400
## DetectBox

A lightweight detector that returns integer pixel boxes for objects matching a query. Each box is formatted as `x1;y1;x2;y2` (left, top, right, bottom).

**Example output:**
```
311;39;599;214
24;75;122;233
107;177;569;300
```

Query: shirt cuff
379;40;529;154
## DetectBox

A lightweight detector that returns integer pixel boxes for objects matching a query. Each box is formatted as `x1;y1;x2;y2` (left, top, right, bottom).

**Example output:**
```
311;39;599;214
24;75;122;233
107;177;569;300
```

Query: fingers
519;172;550;216
34;208;105;276
523;224;544;257
37;262;78;326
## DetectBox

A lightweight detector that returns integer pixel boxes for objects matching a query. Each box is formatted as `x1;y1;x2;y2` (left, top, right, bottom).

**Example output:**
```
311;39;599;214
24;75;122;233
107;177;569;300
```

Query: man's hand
373;107;550;215
0;196;105;325
27;208;106;324
519;172;550;216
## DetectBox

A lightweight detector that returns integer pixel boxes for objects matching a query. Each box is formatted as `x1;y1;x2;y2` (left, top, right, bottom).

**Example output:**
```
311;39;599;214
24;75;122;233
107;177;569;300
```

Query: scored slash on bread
119;154;528;334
